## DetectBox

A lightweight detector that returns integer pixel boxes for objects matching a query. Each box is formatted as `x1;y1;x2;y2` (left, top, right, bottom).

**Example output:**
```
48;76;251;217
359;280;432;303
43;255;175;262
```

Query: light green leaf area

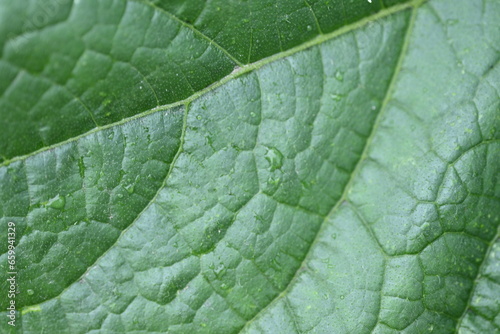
0;0;499;333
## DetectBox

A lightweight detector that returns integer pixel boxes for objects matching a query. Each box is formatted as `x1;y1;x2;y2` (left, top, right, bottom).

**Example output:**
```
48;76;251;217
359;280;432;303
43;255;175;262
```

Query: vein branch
19;103;190;310
238;6;419;332
140;0;244;67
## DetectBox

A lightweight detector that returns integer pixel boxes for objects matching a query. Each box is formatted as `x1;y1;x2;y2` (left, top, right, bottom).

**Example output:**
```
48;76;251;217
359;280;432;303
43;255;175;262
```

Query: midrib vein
0;0;418;168
238;4;420;332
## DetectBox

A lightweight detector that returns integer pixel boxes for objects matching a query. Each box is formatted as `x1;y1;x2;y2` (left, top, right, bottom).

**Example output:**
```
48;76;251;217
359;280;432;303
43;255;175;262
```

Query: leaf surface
0;0;499;333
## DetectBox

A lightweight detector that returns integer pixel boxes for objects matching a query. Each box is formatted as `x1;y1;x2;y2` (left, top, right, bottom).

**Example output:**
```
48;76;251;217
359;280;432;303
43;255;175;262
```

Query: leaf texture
0;0;499;333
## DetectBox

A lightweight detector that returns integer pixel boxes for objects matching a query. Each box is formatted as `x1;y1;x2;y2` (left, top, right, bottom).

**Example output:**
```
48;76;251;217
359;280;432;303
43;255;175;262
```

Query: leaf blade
0;0;499;333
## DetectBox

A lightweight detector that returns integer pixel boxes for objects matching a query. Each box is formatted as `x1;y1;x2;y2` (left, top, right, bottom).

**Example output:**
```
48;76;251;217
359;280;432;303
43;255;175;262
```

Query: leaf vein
237;5;419;332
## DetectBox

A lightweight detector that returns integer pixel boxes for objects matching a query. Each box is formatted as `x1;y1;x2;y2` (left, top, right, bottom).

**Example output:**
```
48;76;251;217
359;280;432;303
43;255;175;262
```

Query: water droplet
117;193;124;199
27;289;34;295
335;71;344;81
340;295;345;300
265;147;284;171
47;195;66;210
271;257;282;270
196;115;202;120
331;94;343;101
267;177;281;186
125;184;135;194
306;25;312;31
108;132;114;140
250;112;256;117
214;264;226;278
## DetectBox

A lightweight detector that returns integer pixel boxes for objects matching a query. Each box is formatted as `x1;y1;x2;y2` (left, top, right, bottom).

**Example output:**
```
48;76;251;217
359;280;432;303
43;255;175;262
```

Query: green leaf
0;0;499;333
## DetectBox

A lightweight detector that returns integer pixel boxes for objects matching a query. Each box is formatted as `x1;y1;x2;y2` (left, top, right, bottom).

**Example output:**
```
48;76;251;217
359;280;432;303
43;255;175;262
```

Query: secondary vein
237;4;420;332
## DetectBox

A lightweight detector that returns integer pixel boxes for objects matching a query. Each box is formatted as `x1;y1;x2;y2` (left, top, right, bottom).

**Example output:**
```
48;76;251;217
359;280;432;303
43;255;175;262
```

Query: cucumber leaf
0;0;499;333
